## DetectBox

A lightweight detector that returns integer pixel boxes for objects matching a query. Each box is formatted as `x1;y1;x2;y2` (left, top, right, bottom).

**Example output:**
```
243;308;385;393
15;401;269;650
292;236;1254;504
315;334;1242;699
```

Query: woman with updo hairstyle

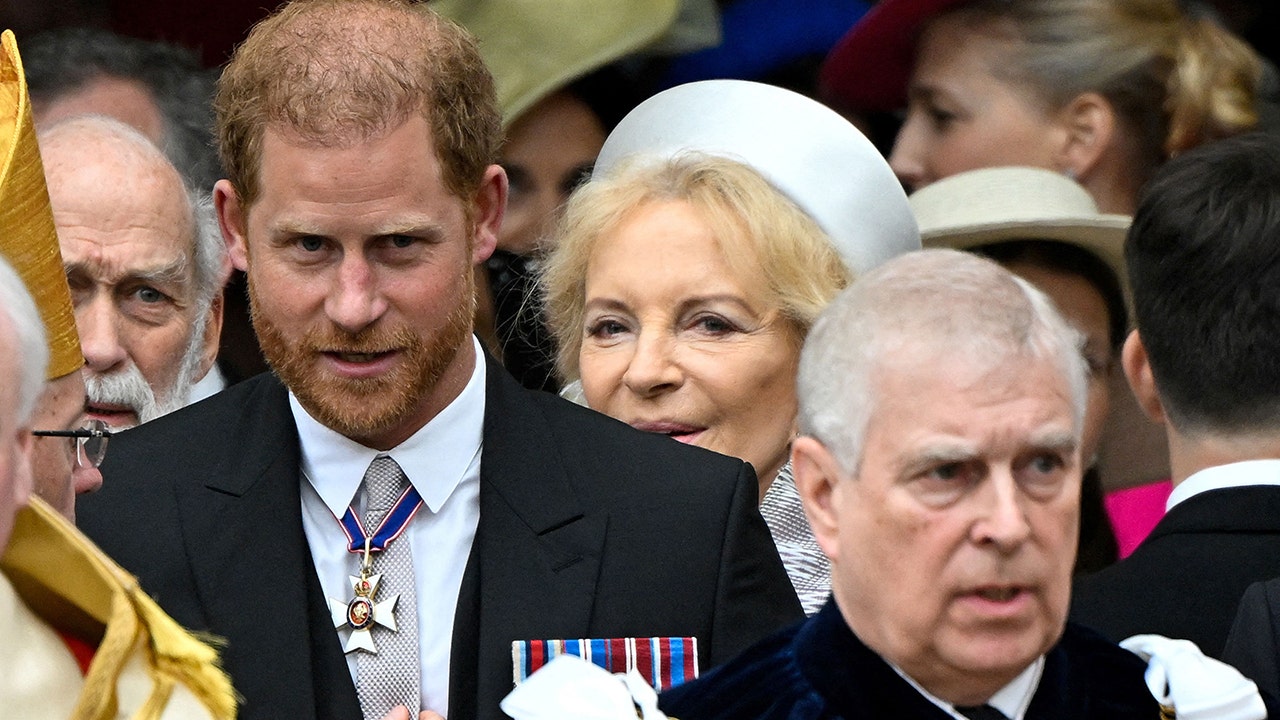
542;80;919;614
821;0;1262;214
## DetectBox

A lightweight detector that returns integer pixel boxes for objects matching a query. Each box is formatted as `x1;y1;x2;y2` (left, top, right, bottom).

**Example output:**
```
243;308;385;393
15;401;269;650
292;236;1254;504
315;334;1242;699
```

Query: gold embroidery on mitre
0;30;81;380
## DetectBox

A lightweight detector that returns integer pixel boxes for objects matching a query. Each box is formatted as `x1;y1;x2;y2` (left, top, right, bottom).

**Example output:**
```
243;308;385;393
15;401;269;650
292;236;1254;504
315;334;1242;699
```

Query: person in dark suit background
75;1;801;719
661;248;1162;720
1070;132;1280;658
1226;577;1280;704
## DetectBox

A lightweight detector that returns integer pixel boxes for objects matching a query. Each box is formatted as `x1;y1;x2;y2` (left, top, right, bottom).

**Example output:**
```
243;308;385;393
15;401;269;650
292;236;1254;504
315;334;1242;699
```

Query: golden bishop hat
0;29;81;380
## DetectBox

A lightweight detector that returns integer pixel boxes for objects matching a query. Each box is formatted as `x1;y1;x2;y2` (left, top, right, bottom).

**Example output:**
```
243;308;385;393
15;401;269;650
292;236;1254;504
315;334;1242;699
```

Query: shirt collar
1166;459;1280;512
890;655;1044;720
292;335;487;517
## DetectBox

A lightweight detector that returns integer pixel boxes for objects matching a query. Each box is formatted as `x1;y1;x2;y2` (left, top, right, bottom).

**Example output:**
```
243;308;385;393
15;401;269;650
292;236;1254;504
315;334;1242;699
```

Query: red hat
819;0;970;113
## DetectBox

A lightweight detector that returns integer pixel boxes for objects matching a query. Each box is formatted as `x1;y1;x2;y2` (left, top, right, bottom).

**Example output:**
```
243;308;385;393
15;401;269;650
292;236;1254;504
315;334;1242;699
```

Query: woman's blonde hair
950;0;1260;183
541;153;852;382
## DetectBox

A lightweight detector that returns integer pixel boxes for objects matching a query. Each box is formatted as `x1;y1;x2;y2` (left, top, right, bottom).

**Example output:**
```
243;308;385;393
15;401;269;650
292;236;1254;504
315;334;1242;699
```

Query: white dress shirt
295;337;487;716
892;656;1044;720
1166;459;1280;512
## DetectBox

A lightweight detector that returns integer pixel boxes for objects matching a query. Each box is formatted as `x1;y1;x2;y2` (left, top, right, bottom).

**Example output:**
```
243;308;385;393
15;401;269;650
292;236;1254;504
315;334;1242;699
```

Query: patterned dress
760;462;831;615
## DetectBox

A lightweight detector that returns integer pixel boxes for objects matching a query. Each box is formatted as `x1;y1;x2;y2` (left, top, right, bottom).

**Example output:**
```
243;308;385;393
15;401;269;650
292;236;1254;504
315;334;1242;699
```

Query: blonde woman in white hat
910;165;1148;572
541;79;919;614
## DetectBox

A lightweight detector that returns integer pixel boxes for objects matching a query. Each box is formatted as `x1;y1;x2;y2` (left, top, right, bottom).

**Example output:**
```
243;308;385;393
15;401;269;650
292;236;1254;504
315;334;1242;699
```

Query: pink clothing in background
1104;479;1173;558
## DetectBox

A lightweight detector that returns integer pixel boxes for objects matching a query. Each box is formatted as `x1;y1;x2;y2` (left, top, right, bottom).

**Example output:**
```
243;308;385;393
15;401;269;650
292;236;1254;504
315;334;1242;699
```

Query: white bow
500;655;671;720
1122;634;1267;720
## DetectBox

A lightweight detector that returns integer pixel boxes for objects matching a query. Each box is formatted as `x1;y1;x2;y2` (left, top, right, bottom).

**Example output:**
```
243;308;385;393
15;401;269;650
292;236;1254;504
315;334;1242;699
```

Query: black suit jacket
659;601;1160;719
1070;484;1280;658
78;366;802;719
1224;576;1280;704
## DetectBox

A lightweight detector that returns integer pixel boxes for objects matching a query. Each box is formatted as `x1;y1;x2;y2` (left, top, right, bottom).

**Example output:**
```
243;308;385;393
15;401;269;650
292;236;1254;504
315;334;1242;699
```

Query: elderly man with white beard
40;115;229;429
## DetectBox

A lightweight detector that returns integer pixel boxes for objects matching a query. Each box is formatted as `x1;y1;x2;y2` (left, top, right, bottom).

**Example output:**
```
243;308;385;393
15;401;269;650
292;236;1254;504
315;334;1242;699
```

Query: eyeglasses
32;419;113;468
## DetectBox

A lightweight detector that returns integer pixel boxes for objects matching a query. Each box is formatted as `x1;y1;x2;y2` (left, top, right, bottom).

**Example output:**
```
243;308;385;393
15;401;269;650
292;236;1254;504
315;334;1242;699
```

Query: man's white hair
0;257;50;425
797;248;1089;474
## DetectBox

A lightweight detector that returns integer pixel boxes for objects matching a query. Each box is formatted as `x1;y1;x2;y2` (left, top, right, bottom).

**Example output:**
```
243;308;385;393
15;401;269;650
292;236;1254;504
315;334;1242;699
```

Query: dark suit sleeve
1223;580;1280;702
708;462;805;666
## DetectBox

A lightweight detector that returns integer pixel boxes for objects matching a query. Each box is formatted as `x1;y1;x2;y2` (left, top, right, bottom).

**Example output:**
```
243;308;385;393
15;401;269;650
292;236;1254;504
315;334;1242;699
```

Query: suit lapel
174;376;358;719
455;363;607;717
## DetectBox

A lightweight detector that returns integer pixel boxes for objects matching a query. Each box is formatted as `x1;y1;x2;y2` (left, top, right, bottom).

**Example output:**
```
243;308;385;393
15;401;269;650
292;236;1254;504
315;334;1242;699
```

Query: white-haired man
660;249;1161;719
41;115;229;429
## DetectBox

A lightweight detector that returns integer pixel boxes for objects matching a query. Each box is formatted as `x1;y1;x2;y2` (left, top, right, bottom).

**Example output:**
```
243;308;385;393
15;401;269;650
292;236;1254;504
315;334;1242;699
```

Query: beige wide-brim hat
431;0;681;125
0;30;81;381
909;166;1131;298
910;167;1169;489
593;79;920;276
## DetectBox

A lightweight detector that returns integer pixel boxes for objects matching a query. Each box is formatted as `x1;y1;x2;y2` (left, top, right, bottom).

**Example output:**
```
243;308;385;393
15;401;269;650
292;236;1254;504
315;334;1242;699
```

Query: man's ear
13;427;34;508
791;436;845;562
1121;330;1166;424
214;179;250;272
1054;92;1116;181
471;164;507;266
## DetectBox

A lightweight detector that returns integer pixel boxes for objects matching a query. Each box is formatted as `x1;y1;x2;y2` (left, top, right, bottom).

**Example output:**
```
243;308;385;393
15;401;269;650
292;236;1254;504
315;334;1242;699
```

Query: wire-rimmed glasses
32;419;113;468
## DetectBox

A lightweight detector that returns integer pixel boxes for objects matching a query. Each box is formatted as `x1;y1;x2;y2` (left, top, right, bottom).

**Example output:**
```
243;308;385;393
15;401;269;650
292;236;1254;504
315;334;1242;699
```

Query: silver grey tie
357;456;421;719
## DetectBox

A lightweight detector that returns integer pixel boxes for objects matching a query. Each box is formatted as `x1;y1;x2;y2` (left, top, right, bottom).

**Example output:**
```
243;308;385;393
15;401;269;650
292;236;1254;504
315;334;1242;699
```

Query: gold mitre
0;29;81;380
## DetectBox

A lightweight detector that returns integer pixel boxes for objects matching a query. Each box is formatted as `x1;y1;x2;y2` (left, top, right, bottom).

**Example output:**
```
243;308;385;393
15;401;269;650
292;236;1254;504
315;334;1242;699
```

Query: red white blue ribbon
338;485;424;554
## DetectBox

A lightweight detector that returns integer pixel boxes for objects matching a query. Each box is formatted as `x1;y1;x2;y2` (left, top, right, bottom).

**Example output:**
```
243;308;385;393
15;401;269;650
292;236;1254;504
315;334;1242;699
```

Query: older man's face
47;136;211;430
799;349;1080;706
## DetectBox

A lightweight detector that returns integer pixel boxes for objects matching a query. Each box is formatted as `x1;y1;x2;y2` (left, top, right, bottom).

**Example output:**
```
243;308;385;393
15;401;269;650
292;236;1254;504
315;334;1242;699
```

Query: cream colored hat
909;166;1131;296
593;79;920;275
430;0;681;125
0;30;81;381
911;167;1171;489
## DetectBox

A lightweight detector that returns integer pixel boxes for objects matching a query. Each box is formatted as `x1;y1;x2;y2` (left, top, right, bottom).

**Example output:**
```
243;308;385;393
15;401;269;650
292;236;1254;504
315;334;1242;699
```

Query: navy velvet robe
660;601;1160;719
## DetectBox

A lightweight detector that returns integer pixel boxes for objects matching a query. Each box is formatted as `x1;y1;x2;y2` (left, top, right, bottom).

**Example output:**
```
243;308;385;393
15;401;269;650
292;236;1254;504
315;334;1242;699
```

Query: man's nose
325;254;388;334
973;472;1033;552
77;292;128;373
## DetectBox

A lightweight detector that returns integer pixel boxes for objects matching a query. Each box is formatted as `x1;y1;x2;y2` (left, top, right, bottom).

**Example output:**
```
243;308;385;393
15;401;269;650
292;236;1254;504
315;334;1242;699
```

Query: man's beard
248;270;475;443
84;313;205;429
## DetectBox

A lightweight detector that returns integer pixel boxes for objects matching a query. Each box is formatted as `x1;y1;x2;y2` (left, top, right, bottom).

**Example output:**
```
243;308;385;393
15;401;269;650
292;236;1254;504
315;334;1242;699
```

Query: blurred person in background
821;0;1262;213
24;26;219;192
433;0;676;392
